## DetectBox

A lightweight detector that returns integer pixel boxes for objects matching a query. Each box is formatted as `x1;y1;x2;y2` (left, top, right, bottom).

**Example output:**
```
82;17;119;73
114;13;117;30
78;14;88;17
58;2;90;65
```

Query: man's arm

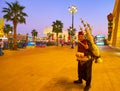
78;41;89;49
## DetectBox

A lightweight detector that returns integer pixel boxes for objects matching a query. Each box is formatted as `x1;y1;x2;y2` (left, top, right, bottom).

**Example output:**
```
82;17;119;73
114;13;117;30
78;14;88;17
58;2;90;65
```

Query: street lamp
68;5;77;48
68;5;77;29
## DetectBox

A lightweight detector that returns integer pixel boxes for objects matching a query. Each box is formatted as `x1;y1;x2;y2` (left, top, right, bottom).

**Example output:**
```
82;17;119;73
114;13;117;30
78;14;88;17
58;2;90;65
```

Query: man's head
78;31;84;41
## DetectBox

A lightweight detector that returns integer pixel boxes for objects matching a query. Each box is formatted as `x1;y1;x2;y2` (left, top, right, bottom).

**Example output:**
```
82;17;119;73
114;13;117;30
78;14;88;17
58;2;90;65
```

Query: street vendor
74;31;93;91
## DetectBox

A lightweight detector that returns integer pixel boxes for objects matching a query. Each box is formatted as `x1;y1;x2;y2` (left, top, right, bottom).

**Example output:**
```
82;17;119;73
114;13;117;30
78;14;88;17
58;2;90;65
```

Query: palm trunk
33;36;35;42
56;33;58;46
13;22;17;50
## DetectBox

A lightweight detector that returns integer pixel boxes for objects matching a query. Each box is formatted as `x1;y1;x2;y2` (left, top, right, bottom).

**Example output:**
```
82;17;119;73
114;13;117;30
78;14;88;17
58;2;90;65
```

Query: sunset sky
0;0;115;37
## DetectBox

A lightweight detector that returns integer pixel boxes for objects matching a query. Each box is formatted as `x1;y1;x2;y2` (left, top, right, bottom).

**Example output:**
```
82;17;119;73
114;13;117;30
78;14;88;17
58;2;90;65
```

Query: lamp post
68;5;77;48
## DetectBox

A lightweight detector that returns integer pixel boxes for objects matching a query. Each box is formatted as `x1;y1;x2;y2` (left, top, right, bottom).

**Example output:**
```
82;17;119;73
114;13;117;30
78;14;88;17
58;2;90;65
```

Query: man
0;38;4;55
74;31;93;91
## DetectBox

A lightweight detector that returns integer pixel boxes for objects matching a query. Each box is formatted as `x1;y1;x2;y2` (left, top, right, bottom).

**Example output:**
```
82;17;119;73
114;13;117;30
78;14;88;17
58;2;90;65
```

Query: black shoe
84;85;91;91
74;80;82;84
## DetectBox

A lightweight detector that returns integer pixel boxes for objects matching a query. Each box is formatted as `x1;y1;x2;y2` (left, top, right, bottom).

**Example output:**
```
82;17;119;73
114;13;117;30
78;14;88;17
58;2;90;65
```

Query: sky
0;0;115;37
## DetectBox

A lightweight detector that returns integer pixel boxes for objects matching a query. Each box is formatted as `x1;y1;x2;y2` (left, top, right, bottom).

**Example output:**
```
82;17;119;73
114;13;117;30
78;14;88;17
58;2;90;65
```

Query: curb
108;45;120;51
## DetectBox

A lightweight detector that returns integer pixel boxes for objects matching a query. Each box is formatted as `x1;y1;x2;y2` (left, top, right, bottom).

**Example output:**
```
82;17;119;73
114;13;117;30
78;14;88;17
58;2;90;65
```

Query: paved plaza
0;45;120;91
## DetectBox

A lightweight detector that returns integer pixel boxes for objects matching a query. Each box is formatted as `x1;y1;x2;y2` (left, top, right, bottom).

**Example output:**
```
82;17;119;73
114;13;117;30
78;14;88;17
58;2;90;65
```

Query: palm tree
3;24;13;37
68;26;76;38
52;20;63;46
47;32;52;41
2;1;28;50
67;26;76;48
31;29;38;41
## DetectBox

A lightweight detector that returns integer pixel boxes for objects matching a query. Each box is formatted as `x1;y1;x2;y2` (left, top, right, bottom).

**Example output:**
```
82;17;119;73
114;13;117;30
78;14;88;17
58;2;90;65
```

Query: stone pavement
0;45;120;91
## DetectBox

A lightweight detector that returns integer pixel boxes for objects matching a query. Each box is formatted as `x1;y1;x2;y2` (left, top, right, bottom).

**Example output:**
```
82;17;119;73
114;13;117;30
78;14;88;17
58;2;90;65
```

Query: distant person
61;40;64;47
0;39;4;56
74;31;93;91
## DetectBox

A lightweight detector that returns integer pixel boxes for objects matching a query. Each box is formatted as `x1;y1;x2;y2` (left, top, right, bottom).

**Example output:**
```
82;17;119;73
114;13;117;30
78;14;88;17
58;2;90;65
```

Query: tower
111;0;120;47
0;18;4;37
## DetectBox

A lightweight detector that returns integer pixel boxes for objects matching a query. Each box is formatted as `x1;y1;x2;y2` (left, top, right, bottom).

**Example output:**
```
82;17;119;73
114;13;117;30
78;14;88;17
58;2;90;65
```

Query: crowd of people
0;38;28;56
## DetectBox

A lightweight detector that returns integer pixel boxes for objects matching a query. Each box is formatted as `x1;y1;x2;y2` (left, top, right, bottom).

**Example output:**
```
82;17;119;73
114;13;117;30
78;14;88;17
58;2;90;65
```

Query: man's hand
78;41;88;49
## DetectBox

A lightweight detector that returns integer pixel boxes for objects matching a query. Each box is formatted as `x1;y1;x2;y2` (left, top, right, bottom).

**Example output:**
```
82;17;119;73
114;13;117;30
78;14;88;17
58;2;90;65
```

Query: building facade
110;0;120;47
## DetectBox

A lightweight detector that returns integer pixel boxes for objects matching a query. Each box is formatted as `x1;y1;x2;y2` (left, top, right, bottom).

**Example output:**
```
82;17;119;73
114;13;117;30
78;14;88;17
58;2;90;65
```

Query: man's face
78;35;84;41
